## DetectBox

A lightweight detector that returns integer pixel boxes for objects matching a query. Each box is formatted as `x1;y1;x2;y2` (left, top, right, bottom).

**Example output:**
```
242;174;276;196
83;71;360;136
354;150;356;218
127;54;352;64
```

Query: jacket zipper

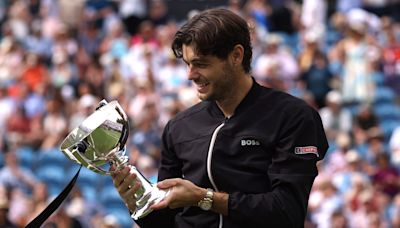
206;119;228;228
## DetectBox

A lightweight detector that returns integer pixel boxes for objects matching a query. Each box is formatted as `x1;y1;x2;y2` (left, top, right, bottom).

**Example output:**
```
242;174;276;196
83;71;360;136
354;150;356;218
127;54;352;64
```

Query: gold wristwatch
198;188;214;211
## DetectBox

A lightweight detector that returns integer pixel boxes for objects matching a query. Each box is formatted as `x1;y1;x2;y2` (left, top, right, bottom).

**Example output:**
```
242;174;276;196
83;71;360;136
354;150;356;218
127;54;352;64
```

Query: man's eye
196;63;208;68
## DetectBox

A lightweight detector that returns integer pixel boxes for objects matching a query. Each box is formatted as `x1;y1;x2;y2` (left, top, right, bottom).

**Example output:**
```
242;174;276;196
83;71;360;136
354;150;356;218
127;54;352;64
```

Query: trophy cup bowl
60;100;169;220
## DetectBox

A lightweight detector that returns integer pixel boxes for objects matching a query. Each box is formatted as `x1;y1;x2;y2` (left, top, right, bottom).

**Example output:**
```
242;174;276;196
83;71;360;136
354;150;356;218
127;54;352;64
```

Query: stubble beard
202;63;235;103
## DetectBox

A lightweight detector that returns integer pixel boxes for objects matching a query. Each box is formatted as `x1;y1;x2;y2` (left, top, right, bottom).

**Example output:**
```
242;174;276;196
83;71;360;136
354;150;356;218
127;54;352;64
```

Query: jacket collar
208;77;263;118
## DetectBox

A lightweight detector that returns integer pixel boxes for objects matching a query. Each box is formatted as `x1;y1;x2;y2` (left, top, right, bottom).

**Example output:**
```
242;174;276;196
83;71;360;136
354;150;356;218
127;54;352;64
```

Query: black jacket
136;80;328;228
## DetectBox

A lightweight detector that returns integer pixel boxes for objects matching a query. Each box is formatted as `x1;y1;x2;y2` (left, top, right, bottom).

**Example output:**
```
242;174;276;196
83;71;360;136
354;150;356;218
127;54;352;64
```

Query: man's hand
111;166;142;212
150;178;205;210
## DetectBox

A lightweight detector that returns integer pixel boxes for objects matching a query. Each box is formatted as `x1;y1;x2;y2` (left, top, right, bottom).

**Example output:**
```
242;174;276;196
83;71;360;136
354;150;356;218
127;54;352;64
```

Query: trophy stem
108;149;130;169
130;168;170;220
107;148;170;220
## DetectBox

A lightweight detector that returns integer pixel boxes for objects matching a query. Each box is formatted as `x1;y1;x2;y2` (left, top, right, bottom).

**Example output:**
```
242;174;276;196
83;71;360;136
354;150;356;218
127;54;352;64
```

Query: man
112;8;328;227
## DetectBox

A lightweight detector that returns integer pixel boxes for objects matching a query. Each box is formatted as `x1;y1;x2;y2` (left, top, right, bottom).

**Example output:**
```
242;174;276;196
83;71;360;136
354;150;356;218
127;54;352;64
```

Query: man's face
182;44;235;102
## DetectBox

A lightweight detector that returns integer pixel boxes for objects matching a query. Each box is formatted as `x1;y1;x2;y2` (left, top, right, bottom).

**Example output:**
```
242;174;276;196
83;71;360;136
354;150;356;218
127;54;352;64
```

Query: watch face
199;201;212;211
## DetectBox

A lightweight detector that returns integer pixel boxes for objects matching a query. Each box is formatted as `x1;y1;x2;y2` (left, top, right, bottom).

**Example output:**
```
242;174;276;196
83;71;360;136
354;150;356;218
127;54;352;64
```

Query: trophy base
131;186;170;220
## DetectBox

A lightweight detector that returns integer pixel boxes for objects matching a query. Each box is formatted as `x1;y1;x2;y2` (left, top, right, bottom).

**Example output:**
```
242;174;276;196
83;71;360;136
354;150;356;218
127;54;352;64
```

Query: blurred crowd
0;0;399;227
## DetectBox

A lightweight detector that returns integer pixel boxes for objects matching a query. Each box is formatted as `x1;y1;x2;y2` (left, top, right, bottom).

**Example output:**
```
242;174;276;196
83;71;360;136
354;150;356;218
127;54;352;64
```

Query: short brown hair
171;8;253;73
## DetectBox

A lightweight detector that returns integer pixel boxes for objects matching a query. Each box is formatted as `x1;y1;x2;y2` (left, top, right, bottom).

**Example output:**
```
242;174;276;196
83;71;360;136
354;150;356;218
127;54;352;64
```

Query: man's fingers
110;165;118;177
119;172;137;193
123;181;142;212
123;180;141;199
150;199;169;210
112;166;131;187
151;185;178;210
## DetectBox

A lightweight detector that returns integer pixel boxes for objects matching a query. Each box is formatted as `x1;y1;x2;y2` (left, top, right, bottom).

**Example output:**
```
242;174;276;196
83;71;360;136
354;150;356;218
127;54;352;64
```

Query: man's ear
231;44;244;65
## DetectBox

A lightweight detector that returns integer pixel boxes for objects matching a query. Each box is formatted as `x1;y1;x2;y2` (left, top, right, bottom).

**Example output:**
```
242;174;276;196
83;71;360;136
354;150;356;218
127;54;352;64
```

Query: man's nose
187;66;198;80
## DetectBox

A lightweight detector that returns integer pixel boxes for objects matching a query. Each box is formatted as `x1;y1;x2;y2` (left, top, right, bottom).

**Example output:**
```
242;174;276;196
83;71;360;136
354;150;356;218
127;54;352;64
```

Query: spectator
103;59;125;100
343;173;372;222
0;37;24;85
101;214;120;228
120;21;161;84
332;149;369;195
65;188;94;227
310;179;344;228
319;90;353;141
84;57;106;99
23;24;53;62
371;153;400;198
253;33;299;91
5;104;31;148
20;52;49;94
77;21;102;58
299;32;333;108
300;0;327;37
41;98;67;150
51;24;78;60
156;51;188;94
148;0;170;26
381;17;400;94
346;189;377;227
23;182;50;225
243;0;271;32
58;0;84;31
0;151;36;195
226;0;245;17
128;79;159;124
20;82;47;120
364;128;386;166
352;104;379;145
329;9;379;104
118;0;147;35
7;0;30;42
130;99;162;160
325;131;352;174
49;49;77;88
98;18;130;62
330;210;348;228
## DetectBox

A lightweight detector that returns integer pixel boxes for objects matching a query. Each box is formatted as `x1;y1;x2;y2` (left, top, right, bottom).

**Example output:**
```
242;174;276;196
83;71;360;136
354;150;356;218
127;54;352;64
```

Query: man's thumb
157;178;179;189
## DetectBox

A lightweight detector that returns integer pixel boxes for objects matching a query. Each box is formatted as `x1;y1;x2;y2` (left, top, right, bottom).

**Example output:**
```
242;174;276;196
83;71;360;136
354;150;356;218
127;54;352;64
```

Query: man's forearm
212;191;229;215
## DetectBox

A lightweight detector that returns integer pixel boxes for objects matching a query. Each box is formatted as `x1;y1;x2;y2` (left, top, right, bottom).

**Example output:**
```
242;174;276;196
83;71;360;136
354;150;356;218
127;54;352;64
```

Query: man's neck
216;75;253;118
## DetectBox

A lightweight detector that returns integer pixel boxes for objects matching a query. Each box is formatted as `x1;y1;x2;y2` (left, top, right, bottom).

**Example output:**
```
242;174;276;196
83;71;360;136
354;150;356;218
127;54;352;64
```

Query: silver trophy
60;100;169;220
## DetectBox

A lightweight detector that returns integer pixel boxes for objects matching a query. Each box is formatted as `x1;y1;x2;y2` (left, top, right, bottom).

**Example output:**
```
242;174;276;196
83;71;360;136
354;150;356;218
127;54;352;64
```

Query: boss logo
241;139;260;146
